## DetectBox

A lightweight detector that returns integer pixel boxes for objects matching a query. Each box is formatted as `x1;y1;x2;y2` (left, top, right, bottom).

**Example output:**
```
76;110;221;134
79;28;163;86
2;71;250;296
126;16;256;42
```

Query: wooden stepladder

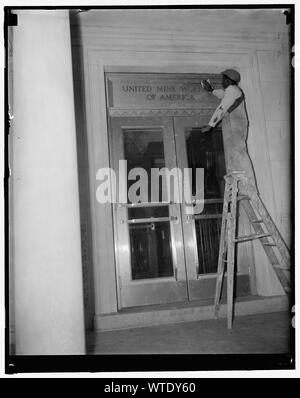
214;171;291;329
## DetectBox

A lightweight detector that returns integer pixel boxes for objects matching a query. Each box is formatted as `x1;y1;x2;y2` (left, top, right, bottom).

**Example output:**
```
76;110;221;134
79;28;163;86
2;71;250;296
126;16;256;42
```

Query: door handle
174;267;178;281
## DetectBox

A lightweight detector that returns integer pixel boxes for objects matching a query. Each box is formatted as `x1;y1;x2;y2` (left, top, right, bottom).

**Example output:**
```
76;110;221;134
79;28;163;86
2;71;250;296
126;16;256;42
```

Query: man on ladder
201;69;257;192
201;70;290;328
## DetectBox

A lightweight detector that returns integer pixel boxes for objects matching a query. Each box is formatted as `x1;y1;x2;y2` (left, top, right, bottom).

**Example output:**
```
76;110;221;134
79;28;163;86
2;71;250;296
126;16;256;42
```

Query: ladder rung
273;264;290;271
216;175;291;328
233;233;271;243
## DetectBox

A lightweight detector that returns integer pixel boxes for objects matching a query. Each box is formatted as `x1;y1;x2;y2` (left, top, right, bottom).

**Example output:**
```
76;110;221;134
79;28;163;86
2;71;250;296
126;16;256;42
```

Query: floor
87;311;292;354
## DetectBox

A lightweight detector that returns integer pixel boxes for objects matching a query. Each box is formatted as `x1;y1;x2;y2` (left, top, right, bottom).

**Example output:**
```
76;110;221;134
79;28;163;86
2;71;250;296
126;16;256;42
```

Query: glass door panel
128;206;174;280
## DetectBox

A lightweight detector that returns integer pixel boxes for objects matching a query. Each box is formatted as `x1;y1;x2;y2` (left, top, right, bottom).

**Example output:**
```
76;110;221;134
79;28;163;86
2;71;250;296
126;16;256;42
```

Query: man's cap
221;69;241;83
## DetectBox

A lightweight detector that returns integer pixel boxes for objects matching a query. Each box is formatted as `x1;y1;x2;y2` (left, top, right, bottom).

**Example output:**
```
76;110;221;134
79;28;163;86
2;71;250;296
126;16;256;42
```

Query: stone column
11;10;85;354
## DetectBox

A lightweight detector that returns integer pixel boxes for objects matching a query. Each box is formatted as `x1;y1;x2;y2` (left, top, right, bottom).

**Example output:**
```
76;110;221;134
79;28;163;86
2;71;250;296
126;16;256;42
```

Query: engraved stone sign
106;73;222;114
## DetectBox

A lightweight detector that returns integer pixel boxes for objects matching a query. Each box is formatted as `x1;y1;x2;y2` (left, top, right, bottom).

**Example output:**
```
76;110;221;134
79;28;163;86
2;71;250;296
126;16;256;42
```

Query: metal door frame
109;116;188;308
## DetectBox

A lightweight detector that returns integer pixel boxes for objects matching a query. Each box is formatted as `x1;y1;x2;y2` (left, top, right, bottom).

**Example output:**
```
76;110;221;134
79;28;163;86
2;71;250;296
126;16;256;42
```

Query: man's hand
200;125;213;133
201;79;213;92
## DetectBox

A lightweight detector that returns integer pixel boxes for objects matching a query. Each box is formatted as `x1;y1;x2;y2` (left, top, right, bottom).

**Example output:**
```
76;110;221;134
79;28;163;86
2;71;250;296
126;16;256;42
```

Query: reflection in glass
185;128;226;274
195;202;223;274
123;129;165;203
185;127;225;199
122;128;174;280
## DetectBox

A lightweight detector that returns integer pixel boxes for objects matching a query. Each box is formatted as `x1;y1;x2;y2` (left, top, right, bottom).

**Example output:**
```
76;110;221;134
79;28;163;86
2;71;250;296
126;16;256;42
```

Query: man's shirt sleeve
208;86;242;128
212;89;225;99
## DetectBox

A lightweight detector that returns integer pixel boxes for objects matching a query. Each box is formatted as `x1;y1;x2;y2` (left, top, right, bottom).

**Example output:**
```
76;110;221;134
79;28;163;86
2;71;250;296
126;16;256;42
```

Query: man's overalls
208;85;258;193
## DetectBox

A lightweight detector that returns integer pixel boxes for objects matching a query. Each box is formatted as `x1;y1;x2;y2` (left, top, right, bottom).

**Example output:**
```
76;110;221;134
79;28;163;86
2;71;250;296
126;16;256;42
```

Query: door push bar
117;201;174;208
120;216;178;224
185;198;223;206
117;199;223;208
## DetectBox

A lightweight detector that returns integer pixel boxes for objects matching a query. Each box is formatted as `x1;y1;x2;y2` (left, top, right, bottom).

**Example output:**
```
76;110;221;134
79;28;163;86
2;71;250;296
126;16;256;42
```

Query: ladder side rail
227;177;238;329
214;180;231;317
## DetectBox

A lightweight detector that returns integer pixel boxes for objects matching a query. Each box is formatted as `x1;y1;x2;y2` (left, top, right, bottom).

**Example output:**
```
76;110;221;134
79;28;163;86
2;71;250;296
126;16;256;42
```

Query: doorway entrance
106;73;249;308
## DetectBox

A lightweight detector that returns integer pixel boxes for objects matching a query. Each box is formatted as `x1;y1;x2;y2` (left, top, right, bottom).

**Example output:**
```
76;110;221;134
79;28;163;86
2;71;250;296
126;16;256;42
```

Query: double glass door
110;116;226;308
